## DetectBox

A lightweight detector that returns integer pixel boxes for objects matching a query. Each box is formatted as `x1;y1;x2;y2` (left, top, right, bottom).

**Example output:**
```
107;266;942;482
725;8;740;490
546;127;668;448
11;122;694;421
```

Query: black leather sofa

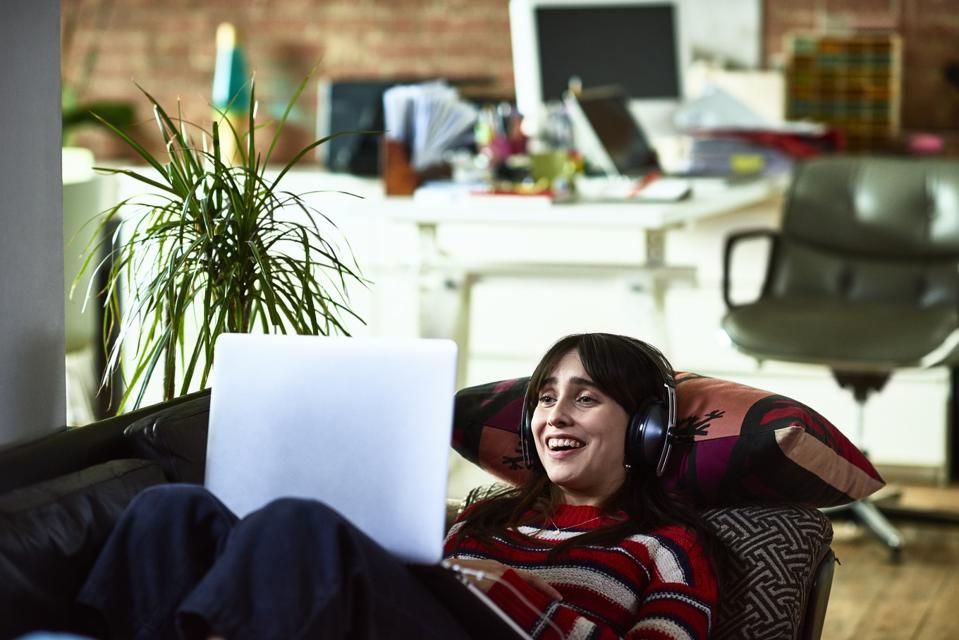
0;390;211;638
0;388;835;639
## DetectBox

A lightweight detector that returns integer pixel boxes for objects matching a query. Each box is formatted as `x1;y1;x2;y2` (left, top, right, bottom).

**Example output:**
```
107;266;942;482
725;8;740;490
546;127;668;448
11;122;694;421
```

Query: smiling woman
447;333;723;639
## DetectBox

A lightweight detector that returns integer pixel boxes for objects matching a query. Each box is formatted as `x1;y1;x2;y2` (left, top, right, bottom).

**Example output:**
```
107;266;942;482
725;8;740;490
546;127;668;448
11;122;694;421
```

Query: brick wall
62;0;515;162
62;0;958;162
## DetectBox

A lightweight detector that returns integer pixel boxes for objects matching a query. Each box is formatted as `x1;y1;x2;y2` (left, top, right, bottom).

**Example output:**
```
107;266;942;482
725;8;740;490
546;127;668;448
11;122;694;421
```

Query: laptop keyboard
576;175;691;202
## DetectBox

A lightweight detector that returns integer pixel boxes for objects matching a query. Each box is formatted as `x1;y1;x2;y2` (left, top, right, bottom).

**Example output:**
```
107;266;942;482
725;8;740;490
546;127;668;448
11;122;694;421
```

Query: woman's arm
451;531;717;640
486;562;716;640
443;557;563;601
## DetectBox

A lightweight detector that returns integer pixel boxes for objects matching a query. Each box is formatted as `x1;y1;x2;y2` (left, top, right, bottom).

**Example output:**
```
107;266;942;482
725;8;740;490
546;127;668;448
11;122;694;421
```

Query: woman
444;333;719;639
77;333;718;639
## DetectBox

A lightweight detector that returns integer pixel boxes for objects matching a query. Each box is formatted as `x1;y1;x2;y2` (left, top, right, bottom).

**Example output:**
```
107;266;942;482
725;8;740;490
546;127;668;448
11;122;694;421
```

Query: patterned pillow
451;373;884;507
704;504;834;639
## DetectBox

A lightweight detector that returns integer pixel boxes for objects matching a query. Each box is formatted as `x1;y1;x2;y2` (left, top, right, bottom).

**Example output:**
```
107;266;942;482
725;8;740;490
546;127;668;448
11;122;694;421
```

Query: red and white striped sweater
444;503;716;640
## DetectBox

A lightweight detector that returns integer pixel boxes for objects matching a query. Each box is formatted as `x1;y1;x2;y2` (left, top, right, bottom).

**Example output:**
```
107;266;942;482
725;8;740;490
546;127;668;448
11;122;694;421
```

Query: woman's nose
546;399;572;426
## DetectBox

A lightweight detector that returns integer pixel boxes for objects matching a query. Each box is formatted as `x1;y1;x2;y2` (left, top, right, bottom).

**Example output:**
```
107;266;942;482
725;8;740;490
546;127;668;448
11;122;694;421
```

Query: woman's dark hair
449;333;728;581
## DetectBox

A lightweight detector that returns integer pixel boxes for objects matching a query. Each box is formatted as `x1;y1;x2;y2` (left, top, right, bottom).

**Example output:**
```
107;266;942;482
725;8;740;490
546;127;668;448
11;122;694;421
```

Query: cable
442;560;567;639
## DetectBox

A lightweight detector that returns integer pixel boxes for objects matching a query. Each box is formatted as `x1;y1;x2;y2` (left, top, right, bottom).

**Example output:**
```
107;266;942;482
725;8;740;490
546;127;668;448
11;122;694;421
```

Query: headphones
520;343;678;478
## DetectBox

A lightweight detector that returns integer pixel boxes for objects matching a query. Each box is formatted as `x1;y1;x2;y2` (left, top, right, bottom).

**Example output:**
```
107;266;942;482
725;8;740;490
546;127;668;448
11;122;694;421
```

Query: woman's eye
537;393;555;404
577;395;597;405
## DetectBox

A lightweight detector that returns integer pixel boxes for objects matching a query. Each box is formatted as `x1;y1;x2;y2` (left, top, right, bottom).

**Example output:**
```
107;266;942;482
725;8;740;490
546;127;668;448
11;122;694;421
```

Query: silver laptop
205;333;458;565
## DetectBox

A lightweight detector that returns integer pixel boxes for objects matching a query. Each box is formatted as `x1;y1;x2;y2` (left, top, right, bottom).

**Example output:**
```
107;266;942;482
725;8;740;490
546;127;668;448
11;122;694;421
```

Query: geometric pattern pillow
452;373;884;507
703;505;834;639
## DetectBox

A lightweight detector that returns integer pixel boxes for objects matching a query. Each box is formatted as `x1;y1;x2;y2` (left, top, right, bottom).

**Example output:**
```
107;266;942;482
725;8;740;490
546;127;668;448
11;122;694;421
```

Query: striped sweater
443;503;716;640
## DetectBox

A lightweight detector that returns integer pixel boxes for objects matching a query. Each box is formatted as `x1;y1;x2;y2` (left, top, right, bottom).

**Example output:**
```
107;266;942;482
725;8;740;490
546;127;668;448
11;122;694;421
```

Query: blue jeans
77;485;470;640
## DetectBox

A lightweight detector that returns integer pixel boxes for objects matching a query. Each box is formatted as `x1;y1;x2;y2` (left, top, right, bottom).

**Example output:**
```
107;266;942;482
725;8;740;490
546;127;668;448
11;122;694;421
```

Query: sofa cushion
123;394;211;484
0;458;166;638
705;504;833;639
452;374;883;507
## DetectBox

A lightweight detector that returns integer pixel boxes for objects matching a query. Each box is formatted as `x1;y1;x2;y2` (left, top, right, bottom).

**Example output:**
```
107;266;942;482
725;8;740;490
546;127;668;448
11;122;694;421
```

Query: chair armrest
799;547;836;640
722;228;779;310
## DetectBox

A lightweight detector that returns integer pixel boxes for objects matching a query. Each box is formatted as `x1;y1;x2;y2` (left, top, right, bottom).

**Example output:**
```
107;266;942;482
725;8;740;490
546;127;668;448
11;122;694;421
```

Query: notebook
205;333;458;564
204;333;531;639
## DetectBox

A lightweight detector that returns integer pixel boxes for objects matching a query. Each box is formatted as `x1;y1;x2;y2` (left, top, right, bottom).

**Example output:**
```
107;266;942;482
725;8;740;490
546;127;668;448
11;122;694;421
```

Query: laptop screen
575;87;659;177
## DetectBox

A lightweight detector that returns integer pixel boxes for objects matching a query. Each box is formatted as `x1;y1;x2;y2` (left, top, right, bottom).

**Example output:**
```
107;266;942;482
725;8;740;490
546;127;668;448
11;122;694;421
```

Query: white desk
114;169;783;385
350;177;784;384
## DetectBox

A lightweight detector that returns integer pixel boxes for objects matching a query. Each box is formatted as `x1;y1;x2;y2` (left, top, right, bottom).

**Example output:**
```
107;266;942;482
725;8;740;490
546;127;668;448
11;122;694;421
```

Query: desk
351;178;784;384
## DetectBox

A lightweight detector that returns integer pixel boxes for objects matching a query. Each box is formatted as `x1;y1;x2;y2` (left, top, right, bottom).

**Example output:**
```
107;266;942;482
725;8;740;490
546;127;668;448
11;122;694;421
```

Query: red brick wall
62;0;515;162
63;0;959;162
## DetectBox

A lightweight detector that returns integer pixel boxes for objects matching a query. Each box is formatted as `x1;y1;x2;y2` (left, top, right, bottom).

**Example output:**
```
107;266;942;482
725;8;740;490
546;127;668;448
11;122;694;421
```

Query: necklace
546;514;605;533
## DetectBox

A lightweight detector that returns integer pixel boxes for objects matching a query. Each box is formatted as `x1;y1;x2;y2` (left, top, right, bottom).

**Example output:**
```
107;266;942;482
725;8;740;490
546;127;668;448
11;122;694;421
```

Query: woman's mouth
545;436;585;458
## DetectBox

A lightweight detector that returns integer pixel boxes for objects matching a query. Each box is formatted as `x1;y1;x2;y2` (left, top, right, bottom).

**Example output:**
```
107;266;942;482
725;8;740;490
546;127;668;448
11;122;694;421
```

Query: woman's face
531;349;631;506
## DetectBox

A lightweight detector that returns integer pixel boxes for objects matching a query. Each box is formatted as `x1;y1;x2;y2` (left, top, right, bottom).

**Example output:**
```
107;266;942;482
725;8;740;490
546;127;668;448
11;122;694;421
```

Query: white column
0;0;65;447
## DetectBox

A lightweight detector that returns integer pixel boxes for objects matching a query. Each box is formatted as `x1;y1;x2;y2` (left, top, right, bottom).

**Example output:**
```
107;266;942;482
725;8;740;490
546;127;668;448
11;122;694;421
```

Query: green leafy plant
78;76;366;411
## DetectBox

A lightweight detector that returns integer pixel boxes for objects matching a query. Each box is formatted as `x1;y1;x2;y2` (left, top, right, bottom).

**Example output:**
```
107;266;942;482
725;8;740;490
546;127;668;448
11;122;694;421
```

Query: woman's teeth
547;438;584;451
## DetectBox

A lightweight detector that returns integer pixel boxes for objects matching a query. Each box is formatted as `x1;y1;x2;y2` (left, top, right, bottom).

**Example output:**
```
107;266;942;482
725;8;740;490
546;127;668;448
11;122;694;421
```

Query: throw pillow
705;504;834;638
451;373;884;507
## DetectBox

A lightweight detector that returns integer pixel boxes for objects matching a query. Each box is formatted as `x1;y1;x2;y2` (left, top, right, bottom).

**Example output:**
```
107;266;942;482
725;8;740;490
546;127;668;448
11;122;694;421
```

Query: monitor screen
535;4;680;102
316;78;424;175
510;0;686;125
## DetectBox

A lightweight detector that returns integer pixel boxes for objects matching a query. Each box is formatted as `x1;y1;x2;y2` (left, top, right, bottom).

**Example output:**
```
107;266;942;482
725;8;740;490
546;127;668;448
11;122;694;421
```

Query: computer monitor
509;0;689;132
316;79;407;175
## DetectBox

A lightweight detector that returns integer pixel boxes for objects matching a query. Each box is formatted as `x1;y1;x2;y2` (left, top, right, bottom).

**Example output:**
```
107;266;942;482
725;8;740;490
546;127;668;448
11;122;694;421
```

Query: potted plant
78;75;366;411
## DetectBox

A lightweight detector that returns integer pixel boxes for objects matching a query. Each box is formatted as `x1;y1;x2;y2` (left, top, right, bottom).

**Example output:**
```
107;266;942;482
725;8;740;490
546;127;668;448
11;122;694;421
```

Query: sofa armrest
0;388;211;494
123;392;212;484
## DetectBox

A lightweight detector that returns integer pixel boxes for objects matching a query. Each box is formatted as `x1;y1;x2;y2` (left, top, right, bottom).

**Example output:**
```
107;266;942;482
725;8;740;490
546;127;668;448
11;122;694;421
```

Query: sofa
0;386;836;639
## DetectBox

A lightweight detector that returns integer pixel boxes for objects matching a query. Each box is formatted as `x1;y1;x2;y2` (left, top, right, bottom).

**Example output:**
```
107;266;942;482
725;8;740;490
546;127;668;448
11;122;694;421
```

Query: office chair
721;155;959;562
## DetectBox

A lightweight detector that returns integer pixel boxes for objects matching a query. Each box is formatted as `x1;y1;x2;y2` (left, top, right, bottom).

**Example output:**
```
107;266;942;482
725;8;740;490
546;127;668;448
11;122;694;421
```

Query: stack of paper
383;82;477;171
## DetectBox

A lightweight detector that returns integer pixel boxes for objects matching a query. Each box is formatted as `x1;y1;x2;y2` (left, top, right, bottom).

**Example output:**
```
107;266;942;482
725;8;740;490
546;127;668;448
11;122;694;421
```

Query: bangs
527;334;671;416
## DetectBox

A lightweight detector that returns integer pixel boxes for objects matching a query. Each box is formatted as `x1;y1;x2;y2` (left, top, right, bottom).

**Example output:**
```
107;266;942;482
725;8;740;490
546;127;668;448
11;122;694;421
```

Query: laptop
205;333;531;639
205;333;457;564
564;85;691;201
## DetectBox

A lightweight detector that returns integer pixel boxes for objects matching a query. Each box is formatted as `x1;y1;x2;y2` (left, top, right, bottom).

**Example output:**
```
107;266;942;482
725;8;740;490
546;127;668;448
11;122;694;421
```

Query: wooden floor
821;485;959;640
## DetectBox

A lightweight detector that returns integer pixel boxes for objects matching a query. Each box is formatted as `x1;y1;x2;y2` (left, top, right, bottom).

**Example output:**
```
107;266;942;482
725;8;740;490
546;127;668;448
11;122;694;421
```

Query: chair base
826;496;959;563
824;500;903;563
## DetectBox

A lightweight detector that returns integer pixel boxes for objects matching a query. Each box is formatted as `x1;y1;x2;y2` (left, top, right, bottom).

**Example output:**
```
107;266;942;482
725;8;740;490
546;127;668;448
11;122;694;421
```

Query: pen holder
381;138;420;196
381;137;452;196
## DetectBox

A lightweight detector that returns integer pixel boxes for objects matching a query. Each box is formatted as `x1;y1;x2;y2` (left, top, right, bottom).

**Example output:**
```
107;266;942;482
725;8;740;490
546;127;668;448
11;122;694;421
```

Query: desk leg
645;228;666;267
452;273;477;388
414;221;473;386
624;273;671;355
644;228;670;353
649;278;671;354
415;270;474;388
414;221;444;337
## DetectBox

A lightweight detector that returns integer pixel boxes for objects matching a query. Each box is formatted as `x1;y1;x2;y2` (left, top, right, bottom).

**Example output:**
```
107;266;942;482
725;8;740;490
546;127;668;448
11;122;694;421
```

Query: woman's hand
444;557;563;600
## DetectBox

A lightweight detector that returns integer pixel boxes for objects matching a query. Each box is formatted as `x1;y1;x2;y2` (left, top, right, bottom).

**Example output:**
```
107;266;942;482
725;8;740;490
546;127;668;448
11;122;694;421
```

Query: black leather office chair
721;155;959;561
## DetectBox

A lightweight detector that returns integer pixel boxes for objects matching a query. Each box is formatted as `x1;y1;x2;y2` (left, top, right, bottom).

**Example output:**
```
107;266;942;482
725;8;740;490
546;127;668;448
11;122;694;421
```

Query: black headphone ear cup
520;387;540;469
627;399;668;470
